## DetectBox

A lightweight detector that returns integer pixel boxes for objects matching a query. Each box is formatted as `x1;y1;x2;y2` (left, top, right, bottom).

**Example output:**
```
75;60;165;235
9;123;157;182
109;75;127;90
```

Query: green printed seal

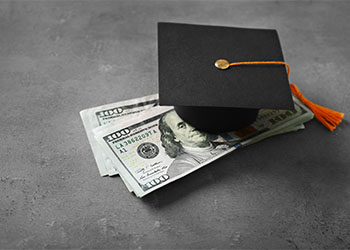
137;143;159;159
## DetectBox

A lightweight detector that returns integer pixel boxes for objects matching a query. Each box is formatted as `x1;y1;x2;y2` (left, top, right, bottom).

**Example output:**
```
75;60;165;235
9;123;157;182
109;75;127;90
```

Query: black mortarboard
158;22;294;133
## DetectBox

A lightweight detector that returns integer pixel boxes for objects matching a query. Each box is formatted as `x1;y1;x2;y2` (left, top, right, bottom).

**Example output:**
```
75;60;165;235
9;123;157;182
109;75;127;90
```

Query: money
80;94;158;177
93;97;313;197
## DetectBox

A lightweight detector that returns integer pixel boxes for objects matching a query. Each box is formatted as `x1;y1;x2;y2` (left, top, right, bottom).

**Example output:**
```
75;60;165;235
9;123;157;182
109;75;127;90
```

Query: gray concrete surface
0;1;350;249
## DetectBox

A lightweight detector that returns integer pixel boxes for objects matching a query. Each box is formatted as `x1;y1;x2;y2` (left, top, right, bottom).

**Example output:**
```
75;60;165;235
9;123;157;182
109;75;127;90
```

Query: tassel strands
289;84;344;131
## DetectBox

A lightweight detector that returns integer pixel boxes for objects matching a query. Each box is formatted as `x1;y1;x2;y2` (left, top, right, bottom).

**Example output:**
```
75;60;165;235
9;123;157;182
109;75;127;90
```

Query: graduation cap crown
158;22;344;132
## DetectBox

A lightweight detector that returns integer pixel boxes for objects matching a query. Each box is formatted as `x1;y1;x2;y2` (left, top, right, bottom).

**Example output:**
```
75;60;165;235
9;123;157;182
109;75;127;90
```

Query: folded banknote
93;97;313;197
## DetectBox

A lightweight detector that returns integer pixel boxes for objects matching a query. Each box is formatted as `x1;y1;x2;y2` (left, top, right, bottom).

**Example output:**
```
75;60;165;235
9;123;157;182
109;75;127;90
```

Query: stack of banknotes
80;94;314;197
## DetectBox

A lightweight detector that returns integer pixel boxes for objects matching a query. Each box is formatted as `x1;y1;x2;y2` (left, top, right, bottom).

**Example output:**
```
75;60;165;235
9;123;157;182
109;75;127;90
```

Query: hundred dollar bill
93;108;306;192
94;96;314;197
80;94;158;177
80;92;303;192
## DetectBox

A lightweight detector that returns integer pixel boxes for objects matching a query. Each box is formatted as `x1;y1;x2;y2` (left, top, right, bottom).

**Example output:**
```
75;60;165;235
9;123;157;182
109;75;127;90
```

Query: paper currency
94;97;313;197
80;94;158;176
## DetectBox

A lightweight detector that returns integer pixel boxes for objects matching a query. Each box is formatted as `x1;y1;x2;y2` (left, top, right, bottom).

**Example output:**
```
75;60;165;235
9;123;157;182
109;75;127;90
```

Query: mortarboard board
158;22;294;133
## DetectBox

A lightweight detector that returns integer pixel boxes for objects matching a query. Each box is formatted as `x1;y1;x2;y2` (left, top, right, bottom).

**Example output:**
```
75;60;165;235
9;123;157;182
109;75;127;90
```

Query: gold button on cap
215;59;230;70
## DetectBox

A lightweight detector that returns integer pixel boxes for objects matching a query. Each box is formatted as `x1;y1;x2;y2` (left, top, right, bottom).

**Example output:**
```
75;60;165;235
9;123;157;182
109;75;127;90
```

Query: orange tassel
226;60;344;131
290;84;344;131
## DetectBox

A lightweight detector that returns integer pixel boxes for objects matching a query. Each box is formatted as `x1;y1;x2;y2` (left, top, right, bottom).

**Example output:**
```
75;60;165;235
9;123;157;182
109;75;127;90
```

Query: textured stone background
0;1;349;249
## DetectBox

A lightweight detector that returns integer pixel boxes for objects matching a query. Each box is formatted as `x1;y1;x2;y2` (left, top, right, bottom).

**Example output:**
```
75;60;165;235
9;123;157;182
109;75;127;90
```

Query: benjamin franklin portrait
158;110;232;177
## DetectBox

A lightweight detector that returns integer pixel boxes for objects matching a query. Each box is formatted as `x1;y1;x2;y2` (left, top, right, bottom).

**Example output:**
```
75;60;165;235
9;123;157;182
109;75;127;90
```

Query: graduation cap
157;22;343;133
